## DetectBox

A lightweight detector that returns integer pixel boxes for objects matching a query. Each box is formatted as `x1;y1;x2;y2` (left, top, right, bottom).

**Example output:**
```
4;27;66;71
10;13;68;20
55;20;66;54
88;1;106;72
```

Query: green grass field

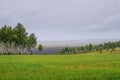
0;53;120;80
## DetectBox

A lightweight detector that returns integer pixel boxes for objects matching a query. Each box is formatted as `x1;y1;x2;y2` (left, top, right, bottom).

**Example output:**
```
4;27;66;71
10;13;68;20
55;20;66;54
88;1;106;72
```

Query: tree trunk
31;50;32;55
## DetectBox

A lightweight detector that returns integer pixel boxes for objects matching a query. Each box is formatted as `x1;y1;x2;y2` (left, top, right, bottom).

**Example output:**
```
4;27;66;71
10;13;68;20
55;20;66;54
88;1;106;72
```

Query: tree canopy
38;44;43;54
0;23;37;55
59;41;120;54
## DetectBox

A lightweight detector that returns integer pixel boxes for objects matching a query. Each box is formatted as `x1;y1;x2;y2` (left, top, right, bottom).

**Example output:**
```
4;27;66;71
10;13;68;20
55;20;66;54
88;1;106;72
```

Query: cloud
88;14;120;33
0;0;120;40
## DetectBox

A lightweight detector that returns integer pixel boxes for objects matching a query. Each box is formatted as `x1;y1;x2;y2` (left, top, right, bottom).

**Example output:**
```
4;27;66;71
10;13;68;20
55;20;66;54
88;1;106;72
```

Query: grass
0;53;120;80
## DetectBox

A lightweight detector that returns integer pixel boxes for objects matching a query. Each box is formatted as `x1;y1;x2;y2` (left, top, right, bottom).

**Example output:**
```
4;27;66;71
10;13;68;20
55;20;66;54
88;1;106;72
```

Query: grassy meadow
0;53;120;80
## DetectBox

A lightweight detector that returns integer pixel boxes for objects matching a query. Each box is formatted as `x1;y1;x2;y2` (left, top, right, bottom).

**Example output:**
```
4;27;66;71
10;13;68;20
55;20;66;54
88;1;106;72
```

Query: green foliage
27;33;37;54
13;23;28;46
60;40;120;54
0;23;37;55
0;25;12;43
38;44;43;53
0;53;120;80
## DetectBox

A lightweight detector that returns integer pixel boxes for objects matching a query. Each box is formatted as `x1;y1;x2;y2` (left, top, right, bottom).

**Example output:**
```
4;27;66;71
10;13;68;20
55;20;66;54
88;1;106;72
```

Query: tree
0;23;38;55
27;33;37;55
77;46;81;53
13;23;28;54
80;46;85;53
88;44;94;52
0;25;13;54
38;44;43;54
65;47;70;54
0;25;9;43
13;23;28;45
85;45;89;52
98;44;103;53
59;40;120;55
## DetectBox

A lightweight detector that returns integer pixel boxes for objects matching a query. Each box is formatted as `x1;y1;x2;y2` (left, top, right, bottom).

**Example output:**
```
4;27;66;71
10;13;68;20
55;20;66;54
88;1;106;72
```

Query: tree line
0;23;37;55
59;41;120;54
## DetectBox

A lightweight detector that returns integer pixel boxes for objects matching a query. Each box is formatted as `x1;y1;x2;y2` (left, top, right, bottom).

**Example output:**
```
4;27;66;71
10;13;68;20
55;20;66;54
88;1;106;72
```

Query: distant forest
0;23;37;55
60;40;120;54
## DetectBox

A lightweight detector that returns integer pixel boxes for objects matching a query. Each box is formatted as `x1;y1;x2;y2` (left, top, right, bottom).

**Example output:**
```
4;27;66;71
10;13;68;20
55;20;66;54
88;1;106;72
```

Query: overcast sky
0;0;120;41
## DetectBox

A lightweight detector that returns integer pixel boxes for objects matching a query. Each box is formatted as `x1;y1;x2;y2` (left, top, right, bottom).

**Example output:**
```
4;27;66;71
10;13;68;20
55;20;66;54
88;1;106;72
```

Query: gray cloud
88;14;120;33
0;0;120;41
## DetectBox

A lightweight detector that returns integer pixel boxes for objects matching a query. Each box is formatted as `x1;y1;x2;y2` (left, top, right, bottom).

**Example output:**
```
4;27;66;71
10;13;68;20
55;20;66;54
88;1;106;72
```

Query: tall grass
0;53;120;80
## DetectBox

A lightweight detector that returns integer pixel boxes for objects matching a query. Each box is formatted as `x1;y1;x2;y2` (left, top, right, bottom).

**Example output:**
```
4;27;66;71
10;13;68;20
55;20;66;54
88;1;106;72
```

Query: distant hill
33;47;63;54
